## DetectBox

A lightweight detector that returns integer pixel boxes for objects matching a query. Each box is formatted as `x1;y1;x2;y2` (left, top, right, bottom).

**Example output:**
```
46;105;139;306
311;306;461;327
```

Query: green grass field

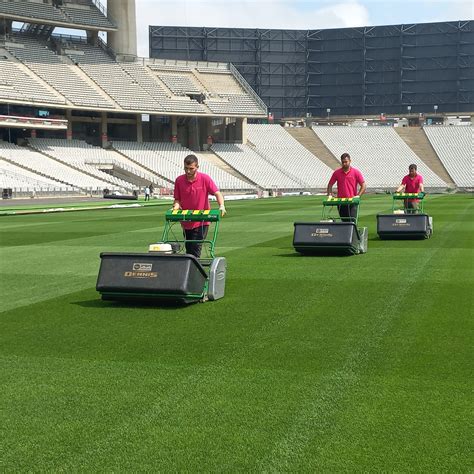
1;194;472;471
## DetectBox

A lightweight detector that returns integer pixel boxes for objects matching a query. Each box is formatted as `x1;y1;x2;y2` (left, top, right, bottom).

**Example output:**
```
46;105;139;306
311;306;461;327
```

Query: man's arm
395;183;406;193
357;181;367;197
172;199;181;210
327;173;336;196
214;191;226;216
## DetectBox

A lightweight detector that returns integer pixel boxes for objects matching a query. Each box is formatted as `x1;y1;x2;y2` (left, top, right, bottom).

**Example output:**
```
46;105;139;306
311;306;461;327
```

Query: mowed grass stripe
0;195;472;470
255;199;473;471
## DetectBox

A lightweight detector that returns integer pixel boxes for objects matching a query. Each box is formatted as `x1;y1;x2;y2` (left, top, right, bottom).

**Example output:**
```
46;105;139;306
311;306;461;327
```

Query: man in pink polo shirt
326;153;366;222
395;164;424;213
173;154;226;257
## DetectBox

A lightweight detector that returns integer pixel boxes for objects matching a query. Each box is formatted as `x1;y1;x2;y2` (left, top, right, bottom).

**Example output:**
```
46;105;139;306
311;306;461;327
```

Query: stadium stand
59;2;116;30
0;0;67;24
0;54;66;105
211;143;302;189
29;138;169;189
64;41;165;112
423;126;473;188
154;71;202;95
247;124;333;188
0;158;76;193
0;29;267;117
0;0;116;30
113;141;253;191
0;140;123;192
4;34;115;109
133;63;208;113
28;138;136;190
312;126;448;189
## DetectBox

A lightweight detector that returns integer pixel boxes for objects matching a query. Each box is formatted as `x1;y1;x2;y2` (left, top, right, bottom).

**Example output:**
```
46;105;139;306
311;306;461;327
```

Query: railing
90;0;118;27
97;36;116;59
229;63;267;115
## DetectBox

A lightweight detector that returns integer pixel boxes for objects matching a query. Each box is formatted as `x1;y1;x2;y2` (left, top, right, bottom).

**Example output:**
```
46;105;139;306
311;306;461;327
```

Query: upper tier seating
5;35;115;109
65;43;166;112
0;34;267;117
0;0;66;23
0;0;116;30
60;2;116;30
0;54;65;105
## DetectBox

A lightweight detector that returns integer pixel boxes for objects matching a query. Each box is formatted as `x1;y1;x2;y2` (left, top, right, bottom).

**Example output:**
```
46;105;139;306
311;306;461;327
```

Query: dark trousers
405;200;419;214
183;225;209;258
338;204;357;223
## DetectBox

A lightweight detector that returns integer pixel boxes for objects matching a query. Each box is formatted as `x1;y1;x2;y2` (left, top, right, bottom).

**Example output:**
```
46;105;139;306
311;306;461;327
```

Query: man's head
409;164;417;177
340;153;351;171
184;154;199;180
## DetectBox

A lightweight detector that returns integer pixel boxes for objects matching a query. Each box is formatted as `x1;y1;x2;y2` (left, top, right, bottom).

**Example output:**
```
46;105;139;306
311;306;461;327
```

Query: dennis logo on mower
133;263;153;271
124;262;158;278
394;219;410;227
310;228;332;237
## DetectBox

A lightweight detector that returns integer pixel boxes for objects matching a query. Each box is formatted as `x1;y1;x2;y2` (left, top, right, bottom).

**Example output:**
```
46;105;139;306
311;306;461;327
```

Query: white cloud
134;0;370;57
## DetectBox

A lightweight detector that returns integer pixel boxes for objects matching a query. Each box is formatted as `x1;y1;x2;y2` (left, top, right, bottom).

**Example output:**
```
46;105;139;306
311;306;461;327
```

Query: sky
132;0;473;57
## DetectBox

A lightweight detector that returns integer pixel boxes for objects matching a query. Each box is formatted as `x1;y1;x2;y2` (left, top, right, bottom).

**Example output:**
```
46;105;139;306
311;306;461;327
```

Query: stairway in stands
395;127;455;187
286;127;339;170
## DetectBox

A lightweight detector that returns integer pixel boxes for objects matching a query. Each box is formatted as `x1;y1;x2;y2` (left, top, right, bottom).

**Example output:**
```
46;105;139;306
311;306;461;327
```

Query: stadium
0;0;472;470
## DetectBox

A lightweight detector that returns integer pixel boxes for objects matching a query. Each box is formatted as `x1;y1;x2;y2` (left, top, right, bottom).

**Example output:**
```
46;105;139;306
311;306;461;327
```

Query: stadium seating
247;124;333;188
29;138;169;189
0;0;67;23
0;158;75;192
0;54;65;105
60;3;116;30
197;71;243;94
0;31;267;117
0;0;116;30
312;126;447;189
113;141;253;191
4;35;115;109
126;63;207;113
29;139;137;190
65;42;165;112
153;71;202;95
423;126;473;188
0;140;123;192
212;143;302;189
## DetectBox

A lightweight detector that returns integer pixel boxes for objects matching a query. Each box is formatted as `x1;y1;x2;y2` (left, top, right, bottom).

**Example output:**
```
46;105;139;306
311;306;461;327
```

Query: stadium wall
149;21;474;119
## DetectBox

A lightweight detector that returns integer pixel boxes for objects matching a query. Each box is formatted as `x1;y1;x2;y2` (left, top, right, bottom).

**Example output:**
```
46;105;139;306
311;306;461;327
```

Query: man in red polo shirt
326;153;366;222
395;164;424;213
173;154;226;257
